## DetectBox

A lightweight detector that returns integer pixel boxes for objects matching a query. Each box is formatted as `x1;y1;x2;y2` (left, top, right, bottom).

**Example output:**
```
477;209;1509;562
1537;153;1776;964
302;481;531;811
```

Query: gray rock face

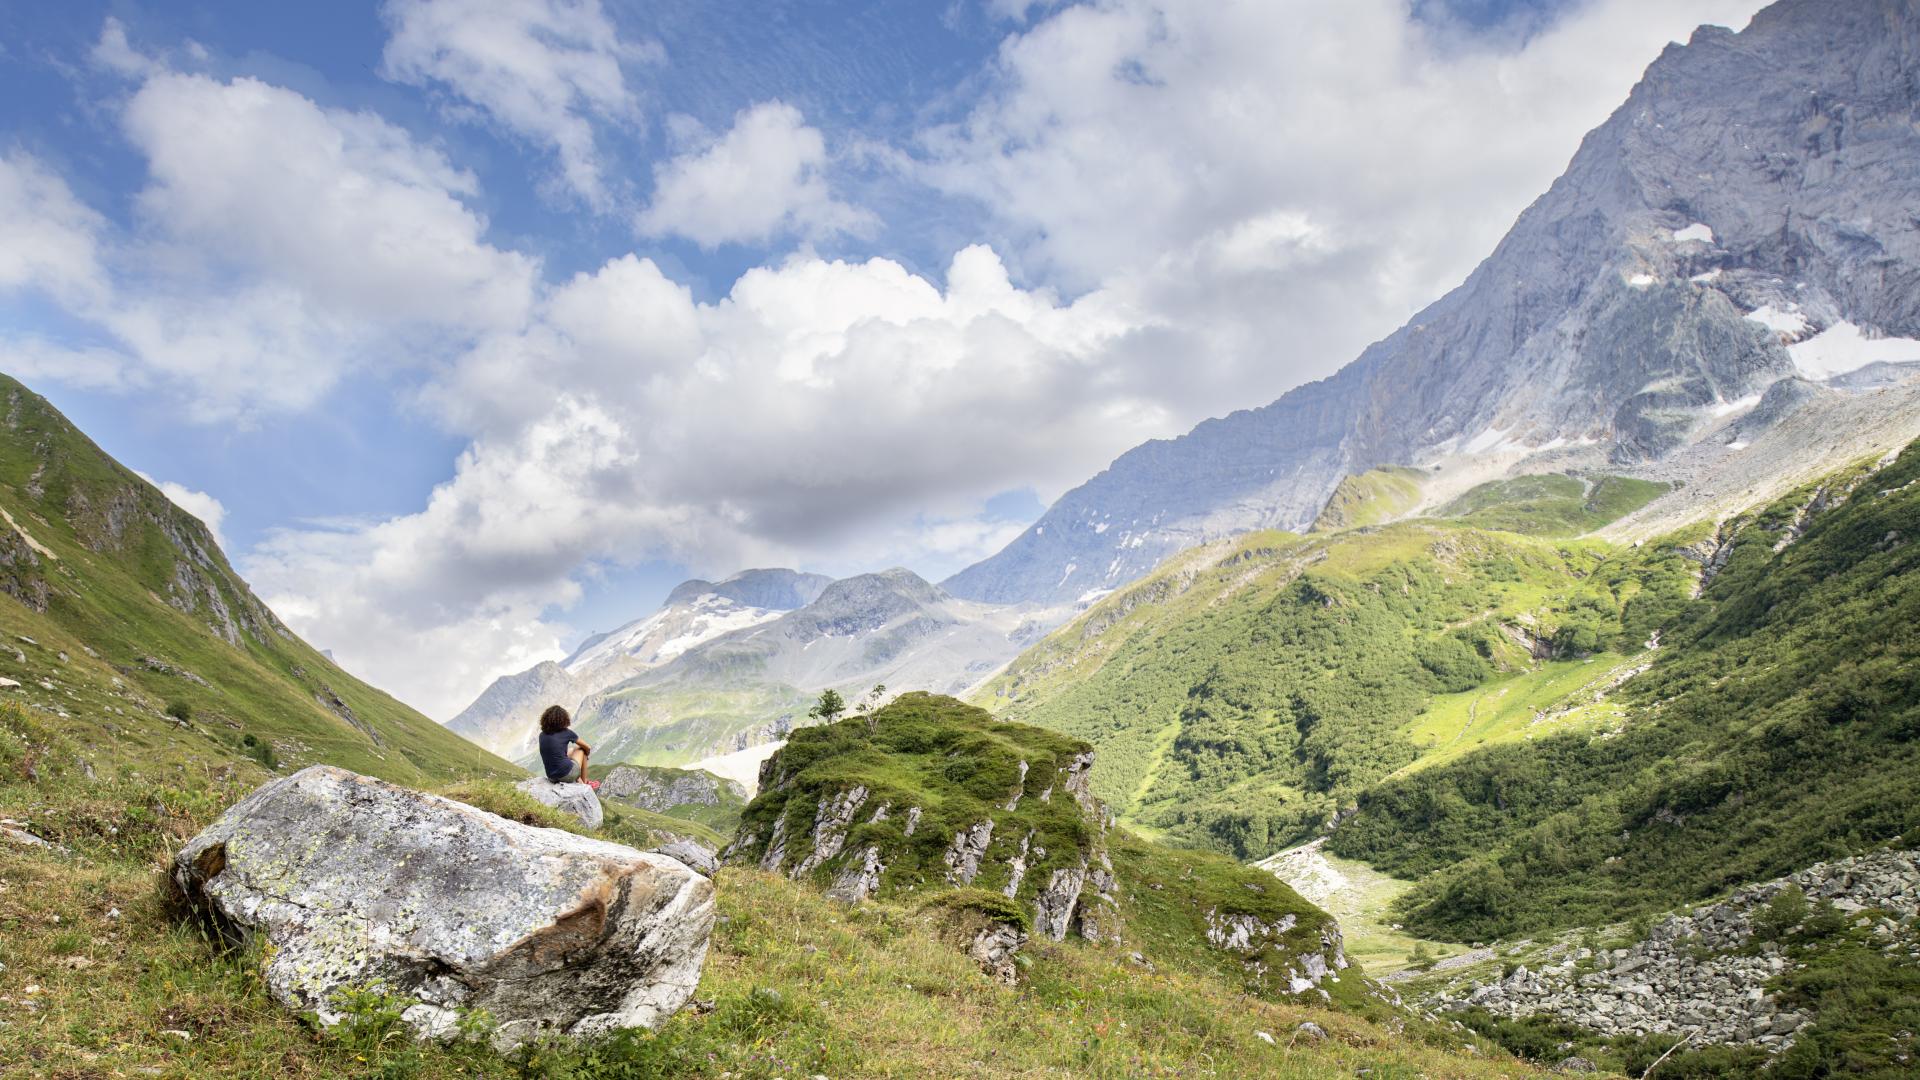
967;922;1028;985
1425;848;1920;1051
825;844;886;902
947;0;1920;606
598;765;746;812
791;785;869;877
943;820;996;886
1031;865;1088;942
662;568;833;611
171;766;714;1046
514;776;604;830
651;838;719;877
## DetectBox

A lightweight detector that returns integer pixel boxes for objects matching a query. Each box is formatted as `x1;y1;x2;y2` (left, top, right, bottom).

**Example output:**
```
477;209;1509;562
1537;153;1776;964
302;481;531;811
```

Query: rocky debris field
1418;849;1920;1051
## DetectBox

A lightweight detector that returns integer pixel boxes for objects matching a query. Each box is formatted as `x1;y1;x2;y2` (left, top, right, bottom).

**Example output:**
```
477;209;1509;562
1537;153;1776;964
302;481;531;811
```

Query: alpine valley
7;1;1920;1078
434;1;1920;1073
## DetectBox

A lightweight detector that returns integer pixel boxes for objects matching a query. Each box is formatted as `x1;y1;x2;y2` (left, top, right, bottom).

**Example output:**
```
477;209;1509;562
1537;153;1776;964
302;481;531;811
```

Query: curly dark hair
539;704;571;734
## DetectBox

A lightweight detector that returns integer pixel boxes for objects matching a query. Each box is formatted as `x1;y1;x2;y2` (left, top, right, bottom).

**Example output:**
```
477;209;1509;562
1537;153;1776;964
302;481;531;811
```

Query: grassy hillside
0;697;1537;1078
973;517;1692;859
1309;465;1427;531
1331;444;1920;940
1433;473;1669;537
0;375;515;787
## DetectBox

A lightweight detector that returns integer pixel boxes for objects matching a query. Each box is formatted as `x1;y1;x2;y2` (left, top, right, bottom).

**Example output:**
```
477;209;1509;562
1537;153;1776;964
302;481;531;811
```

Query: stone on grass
172;766;713;1047
514;775;604;829
652;838;719;877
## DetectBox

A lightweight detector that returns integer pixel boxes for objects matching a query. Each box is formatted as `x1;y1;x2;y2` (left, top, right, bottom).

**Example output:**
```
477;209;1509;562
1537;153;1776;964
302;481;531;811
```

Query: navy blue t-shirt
539;728;580;782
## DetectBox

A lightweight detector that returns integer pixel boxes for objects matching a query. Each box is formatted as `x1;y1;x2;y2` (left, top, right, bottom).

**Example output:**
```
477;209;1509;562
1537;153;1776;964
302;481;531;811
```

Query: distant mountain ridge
448;568;830;760
568;567;1040;768
945;0;1920;605
449;565;1047;766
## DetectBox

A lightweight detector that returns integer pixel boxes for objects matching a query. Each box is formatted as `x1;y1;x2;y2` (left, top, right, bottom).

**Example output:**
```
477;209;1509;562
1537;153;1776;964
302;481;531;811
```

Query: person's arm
571;732;591;754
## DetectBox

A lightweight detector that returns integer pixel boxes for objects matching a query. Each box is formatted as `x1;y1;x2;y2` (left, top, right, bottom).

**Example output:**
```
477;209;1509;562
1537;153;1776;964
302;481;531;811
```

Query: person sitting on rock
538;704;597;791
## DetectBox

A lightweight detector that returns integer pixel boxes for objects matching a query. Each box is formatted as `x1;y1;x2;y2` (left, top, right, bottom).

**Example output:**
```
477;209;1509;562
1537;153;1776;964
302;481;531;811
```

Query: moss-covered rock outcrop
726;693;1355;1000
726;692;1117;941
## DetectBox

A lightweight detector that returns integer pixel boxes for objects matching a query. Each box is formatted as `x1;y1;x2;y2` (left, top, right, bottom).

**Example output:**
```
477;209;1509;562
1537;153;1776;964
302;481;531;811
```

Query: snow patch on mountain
1745;305;1811;338
1790;322;1920;379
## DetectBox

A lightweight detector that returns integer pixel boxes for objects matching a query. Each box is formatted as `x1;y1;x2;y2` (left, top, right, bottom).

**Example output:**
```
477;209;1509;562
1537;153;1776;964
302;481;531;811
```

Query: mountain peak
663;568;833;611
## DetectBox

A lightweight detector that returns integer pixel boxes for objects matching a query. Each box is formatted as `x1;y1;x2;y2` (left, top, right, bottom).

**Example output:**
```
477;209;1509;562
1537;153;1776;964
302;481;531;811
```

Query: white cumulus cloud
250;243;1156;717
636;101;871;248
0;39;539;420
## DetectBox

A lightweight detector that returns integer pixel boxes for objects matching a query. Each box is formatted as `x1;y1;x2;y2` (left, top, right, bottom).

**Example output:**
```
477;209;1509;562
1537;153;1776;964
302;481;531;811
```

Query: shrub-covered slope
1332;443;1920;939
974;505;1696;858
0;375;514;785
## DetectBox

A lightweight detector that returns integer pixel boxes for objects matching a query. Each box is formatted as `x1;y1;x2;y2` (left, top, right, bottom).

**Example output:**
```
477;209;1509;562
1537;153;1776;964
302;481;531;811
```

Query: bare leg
570;745;591;784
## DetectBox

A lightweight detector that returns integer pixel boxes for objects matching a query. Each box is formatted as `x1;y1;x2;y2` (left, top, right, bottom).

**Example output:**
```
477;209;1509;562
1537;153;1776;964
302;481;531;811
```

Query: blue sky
0;0;1768;716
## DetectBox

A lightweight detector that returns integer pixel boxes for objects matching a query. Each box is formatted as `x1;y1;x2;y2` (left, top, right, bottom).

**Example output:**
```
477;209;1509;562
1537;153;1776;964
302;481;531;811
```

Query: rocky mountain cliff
946;0;1920;606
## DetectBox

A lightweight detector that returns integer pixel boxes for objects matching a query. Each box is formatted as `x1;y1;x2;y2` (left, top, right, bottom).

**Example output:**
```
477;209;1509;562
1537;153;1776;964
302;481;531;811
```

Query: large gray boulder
515;775;604;829
172;766;713;1046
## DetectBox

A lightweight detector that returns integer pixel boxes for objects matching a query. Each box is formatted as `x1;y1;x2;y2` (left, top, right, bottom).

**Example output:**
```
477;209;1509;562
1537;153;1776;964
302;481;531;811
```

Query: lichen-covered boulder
172;766;713;1046
514;775;604;829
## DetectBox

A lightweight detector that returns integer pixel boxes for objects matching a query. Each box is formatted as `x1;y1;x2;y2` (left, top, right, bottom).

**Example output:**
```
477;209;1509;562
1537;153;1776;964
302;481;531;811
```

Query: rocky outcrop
1206;909;1349;995
791;785;869;877
943;820;995;885
514;776;604;830
826;845;886;902
172;766;714;1046
968;922;1028;986
1424;849;1920;1051
1031;865;1087;941
598;765;746;811
728;694;1120;950
651;838;719;877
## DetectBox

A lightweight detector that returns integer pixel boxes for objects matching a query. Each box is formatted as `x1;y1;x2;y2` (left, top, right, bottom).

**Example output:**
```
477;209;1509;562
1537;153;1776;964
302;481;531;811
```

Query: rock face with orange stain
171;765;714;1046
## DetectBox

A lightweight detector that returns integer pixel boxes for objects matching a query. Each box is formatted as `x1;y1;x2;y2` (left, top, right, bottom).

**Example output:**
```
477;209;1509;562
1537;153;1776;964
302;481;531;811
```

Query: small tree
858;684;888;730
808;689;846;726
1408;940;1437;971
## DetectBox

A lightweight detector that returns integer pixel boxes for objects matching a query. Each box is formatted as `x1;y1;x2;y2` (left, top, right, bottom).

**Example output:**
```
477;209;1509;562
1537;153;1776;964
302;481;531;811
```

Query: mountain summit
946;0;1920;605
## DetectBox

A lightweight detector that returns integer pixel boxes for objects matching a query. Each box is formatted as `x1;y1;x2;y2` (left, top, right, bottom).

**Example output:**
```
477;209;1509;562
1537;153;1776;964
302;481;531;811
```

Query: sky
0;0;1771;720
